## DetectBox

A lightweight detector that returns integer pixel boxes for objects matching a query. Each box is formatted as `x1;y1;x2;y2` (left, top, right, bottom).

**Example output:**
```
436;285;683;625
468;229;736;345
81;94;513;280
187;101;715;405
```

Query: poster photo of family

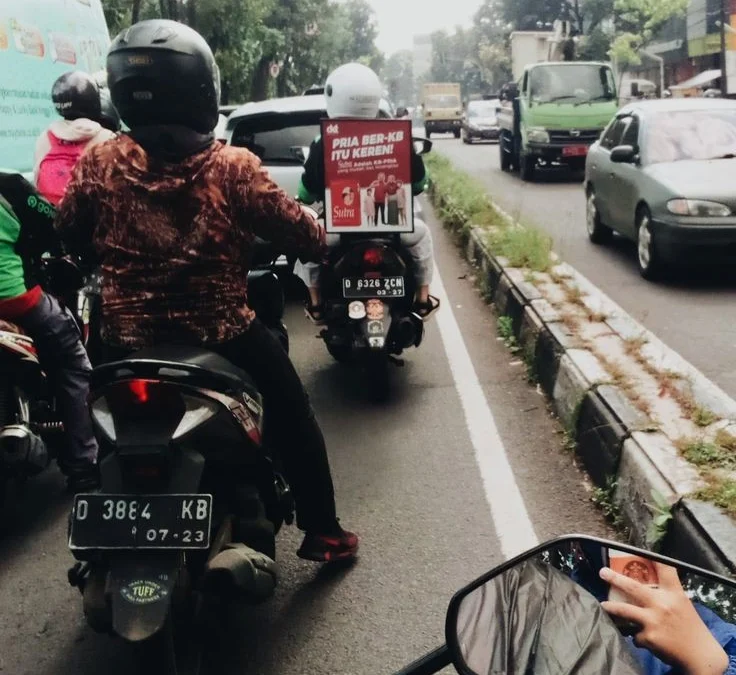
321;118;414;234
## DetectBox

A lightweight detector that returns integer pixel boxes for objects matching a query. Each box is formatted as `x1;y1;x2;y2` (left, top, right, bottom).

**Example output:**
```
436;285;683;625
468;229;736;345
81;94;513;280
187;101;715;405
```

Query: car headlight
527;127;550;143
666;199;732;217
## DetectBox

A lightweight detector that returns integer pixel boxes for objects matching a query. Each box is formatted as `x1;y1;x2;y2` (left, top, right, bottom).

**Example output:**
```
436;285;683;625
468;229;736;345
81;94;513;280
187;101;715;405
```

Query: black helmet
52;71;102;121
107;19;220;134
98;88;121;132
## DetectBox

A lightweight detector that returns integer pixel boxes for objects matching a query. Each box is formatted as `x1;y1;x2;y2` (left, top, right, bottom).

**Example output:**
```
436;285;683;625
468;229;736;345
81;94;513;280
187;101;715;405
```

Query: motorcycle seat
92;345;259;398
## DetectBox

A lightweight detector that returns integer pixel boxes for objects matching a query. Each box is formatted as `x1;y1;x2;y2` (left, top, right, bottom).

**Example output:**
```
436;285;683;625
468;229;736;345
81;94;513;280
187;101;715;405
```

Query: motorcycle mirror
443;535;736;675
413;138;432;155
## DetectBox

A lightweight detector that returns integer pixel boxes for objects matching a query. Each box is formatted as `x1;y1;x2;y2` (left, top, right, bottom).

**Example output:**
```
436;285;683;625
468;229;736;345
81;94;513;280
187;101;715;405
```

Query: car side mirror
413;137;432;155
610;145;638;164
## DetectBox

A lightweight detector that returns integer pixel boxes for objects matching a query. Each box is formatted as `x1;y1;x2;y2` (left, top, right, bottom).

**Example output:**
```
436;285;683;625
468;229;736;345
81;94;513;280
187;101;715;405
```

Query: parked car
461;99;501;144
584;98;736;279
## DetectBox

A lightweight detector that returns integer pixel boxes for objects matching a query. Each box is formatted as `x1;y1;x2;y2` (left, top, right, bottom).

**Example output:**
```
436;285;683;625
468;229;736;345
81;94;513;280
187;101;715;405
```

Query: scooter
393;534;736;675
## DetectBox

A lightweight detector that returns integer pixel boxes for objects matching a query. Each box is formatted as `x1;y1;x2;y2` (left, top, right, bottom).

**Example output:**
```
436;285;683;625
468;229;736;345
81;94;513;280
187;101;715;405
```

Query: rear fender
109;553;181;642
360;301;392;350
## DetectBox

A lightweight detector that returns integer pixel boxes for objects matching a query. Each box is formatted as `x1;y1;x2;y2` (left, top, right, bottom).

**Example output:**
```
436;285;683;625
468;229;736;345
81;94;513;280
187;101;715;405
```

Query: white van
0;0;111;178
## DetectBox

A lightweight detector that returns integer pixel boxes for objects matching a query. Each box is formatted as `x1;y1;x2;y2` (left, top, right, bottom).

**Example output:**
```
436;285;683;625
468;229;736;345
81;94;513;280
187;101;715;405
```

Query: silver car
584;98;736;280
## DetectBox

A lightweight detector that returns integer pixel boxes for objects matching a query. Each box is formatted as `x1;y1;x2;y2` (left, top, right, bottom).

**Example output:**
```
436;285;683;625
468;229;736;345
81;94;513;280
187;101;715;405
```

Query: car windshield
230;111;322;164
529;65;616;104
426;94;461;108
468;102;498;118
645;109;736;164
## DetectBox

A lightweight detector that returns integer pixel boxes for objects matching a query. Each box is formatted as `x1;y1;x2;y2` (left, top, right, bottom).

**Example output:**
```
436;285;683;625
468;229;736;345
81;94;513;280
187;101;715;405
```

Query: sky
366;0;480;54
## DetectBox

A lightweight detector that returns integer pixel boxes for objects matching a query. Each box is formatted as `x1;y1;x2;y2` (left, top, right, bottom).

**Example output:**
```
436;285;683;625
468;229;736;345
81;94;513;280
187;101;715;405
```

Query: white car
223;94;396;198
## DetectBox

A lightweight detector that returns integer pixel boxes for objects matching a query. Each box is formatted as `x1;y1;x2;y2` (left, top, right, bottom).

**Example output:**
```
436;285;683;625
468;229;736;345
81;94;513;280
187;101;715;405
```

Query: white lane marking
432;263;539;559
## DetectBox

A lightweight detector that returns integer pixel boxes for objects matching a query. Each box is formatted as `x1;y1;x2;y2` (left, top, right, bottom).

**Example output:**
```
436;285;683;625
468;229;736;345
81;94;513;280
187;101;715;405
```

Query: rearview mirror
445;535;736;675
610;145;638;164
413;137;433;155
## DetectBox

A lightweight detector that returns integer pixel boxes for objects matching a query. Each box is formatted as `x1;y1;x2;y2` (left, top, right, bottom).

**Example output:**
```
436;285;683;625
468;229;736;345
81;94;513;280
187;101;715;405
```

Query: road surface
437;137;736;398
0;204;611;675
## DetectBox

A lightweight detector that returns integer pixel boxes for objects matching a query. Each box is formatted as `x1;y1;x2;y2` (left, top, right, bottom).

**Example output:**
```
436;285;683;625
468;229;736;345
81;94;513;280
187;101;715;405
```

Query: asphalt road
436;137;736;398
0;203;611;675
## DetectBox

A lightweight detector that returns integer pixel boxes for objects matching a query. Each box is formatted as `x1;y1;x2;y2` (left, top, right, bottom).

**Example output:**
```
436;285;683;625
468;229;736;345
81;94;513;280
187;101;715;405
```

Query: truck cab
421;83;463;138
498;61;618;181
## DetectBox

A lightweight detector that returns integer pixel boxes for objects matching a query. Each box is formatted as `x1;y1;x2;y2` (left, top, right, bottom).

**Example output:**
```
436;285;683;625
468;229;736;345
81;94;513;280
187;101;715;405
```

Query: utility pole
721;0;729;96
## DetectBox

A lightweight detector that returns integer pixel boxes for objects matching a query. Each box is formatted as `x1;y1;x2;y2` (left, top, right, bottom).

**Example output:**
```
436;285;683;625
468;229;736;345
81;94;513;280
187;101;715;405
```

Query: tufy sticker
120;579;169;605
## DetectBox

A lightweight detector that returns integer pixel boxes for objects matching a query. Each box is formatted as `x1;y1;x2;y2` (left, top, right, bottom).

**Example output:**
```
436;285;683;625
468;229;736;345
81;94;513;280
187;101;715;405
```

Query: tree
382;50;414;106
100;0;383;104
609;0;688;70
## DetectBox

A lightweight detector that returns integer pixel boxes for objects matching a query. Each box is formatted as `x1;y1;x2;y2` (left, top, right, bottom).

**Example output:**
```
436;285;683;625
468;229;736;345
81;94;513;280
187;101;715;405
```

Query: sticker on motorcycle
120;579;170;605
365;299;384;320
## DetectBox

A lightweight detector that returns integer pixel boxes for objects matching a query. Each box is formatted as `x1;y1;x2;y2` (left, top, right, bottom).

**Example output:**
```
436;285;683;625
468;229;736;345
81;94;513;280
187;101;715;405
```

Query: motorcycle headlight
667;199;732;217
527;127;550;144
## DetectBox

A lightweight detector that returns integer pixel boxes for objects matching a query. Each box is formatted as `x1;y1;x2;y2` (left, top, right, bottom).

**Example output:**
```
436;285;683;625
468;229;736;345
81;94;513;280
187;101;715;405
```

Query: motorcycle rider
34;71;116;205
0;171;99;491
294;62;440;324
54;19;358;562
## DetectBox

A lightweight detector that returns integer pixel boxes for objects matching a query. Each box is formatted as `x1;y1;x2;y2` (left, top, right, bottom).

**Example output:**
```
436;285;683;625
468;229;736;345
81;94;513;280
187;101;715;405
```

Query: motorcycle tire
365;353;390;402
326;343;353;363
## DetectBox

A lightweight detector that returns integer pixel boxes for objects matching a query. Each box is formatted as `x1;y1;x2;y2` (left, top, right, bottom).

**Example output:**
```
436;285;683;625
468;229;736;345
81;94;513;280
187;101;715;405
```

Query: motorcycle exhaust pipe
395;316;417;348
0;425;49;475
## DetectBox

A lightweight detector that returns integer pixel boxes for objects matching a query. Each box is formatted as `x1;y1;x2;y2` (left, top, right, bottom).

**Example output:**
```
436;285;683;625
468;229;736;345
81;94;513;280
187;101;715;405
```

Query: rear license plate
69;493;213;550
562;145;588;157
343;276;405;298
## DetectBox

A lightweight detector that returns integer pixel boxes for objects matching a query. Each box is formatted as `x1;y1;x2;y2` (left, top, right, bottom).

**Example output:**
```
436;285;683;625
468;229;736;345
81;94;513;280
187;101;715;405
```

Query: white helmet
325;63;382;119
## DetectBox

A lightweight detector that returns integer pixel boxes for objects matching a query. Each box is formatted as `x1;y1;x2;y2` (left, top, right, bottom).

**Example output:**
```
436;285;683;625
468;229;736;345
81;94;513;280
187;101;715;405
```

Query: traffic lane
0;203;611;675
437;138;736;396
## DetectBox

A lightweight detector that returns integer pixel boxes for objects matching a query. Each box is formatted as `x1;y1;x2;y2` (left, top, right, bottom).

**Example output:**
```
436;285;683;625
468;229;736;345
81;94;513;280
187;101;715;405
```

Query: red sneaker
297;526;359;562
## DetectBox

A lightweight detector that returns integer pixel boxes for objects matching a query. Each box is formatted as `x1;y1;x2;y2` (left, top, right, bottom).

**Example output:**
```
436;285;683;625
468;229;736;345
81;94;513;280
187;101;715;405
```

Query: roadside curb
455;223;736;575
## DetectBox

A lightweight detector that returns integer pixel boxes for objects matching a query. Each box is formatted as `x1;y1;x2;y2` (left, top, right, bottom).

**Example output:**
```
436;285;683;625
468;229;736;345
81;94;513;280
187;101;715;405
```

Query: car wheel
425;127;431;139
636;207;664;280
462;129;470;144
586;188;613;245
520;154;535;181
453;129;461;139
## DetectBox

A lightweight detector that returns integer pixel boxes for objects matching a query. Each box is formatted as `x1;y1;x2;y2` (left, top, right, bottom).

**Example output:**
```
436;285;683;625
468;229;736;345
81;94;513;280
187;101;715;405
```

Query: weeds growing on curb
646;490;673;550
677;436;736;469
591;477;626;530
426;154;553;272
695;477;736;517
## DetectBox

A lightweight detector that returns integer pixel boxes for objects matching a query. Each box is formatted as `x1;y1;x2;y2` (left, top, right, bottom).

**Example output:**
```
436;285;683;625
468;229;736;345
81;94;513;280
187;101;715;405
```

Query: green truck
497;34;619;181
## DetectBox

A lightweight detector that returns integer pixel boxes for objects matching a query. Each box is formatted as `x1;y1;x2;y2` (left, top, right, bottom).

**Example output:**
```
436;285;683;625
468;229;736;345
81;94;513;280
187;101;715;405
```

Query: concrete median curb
457;226;736;576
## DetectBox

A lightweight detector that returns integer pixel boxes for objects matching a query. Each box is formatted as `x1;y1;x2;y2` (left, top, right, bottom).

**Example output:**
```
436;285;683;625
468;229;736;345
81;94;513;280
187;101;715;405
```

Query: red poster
321;118;414;233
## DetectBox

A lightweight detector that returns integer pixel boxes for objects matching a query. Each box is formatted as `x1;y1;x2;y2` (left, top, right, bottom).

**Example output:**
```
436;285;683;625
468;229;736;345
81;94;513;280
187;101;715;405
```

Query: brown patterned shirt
56;135;324;348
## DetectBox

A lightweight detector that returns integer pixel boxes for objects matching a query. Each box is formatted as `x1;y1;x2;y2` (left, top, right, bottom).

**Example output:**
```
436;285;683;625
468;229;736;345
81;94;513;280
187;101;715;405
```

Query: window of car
230;111;323;164
600;116;629;150
644;108;736;164
425;94;461;108
620;116;640;147
467;101;499;118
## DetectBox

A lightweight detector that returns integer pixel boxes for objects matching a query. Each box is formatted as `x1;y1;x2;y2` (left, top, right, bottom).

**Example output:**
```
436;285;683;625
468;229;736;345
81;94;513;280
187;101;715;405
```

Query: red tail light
129;379;151;403
363;247;384;268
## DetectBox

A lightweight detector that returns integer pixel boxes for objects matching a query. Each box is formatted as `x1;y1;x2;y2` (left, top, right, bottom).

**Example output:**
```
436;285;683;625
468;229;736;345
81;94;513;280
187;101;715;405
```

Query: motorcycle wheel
134;572;202;675
365;353;390;402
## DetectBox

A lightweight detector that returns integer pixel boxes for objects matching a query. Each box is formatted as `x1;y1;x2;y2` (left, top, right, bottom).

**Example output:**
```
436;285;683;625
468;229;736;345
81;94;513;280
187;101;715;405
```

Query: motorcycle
67;246;294;674
0;256;92;502
393;534;736;675
318;138;436;395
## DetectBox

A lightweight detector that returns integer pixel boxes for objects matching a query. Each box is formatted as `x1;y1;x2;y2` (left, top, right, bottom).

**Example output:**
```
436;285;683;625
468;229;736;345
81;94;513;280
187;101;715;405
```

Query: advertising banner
321;118;414;234
0;0;110;175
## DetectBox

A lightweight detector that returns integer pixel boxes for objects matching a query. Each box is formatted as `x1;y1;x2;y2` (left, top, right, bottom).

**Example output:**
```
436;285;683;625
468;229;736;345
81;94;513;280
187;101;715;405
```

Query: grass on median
425;154;553;272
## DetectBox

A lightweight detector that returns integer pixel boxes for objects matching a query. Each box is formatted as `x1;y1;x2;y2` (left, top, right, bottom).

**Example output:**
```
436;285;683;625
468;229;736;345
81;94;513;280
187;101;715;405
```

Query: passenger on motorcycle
0;172;99;491
54;19;358;563
295;62;440;324
34;72;116;205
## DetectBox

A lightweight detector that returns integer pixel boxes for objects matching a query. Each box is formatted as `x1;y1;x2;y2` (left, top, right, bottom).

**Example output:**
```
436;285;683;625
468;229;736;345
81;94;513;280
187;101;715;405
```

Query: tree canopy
101;0;383;103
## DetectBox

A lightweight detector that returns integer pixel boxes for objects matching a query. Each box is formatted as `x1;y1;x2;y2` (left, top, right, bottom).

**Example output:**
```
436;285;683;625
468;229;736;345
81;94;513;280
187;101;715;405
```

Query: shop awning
670;69;722;90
